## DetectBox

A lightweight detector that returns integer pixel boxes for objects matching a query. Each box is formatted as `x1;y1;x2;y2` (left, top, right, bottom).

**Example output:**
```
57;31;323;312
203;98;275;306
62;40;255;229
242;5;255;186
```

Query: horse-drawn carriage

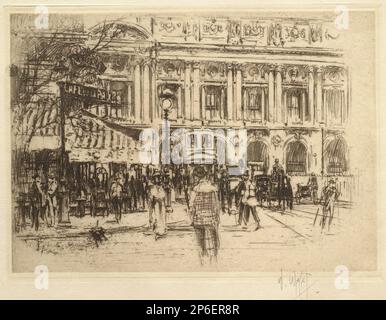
295;183;318;205
255;174;293;210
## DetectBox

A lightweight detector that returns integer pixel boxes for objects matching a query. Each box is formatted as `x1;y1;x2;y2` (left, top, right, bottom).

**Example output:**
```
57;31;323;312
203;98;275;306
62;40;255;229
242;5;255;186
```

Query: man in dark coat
30;175;43;231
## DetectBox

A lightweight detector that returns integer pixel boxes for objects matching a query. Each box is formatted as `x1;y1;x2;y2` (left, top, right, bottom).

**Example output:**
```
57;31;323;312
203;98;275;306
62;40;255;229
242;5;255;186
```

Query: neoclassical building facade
12;14;351;178
80;16;350;176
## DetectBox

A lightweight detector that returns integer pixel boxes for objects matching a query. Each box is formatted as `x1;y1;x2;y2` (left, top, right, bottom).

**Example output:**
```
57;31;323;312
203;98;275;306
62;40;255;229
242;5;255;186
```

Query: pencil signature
278;269;315;299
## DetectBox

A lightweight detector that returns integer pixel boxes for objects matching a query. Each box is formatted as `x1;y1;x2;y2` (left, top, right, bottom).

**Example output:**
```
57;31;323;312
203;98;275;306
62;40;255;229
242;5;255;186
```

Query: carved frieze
248;129;270;143
200;18;228;43
322;66;346;86
157;60;184;79
228;21;242;45
199;62;227;81
242;21;267;46
268;22;309;47
242;64;269;82
285;128;313;138
150;17;341;49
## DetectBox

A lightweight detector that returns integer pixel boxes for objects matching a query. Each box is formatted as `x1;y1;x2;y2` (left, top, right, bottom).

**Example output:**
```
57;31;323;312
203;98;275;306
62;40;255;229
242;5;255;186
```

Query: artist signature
278;269;314;299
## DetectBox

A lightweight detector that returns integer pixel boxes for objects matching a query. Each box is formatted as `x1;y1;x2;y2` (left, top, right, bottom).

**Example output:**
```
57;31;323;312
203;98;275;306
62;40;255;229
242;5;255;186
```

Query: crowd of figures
15;159;340;265
20;174;60;231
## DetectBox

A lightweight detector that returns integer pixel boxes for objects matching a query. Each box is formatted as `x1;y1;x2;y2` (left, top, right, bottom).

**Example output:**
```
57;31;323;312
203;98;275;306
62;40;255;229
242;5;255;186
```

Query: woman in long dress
189;166;221;265
148;171;167;240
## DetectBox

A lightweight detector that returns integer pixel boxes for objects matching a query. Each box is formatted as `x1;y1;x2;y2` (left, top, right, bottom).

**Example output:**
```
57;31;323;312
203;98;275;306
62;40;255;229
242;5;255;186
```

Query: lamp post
160;88;174;121
57;82;70;226
159;88;174;166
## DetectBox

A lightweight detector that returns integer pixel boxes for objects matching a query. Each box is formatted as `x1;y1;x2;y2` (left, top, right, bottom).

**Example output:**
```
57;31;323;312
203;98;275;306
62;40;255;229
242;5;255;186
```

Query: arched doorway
247;140;269;174
286;141;307;175
325;136;348;175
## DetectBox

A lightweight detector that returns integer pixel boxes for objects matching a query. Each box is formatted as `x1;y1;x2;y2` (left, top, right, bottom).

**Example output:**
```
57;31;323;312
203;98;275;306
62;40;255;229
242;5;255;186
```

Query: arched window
286;141;307;174
247;140;268;173
325;136;348;175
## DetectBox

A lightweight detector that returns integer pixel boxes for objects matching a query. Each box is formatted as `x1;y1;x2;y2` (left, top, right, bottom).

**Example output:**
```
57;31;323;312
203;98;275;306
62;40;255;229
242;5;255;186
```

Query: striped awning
66;114;138;163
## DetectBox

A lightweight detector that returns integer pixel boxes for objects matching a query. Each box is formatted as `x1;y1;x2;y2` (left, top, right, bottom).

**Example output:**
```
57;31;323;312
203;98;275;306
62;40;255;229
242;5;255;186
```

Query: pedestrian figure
29;175;43;231
238;172;261;230
162;168;173;209
271;158;284;181
189;166;221;265
218;169;230;214
182;167;191;209
123;174;133;213
110;175;123;223
307;172;319;205
148;170;167;240
47;174;58;226
321;179;340;230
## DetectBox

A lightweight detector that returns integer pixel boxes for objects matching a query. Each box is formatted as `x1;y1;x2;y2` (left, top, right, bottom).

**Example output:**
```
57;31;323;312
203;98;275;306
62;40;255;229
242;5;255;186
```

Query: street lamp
160;88;174;121
159;87;174;168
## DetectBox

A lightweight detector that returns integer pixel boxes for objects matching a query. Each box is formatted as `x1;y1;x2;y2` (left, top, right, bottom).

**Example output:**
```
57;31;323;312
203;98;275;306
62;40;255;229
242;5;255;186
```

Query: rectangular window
324;89;345;125
109;81;130;119
284;87;308;124
202;86;224;120
243;87;267;121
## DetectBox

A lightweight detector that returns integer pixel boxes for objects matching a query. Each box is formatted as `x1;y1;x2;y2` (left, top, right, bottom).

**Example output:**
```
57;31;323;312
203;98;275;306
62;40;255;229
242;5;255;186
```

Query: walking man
47;174;58;226
321;179;340;229
238;172;261;230
30;175;43;231
110;175;123;223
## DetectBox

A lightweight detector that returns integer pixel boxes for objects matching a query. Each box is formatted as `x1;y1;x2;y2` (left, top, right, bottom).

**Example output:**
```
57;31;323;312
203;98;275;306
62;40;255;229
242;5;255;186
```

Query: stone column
268;66;275;123
177;85;182;119
192;61;200;120
126;81;132;119
235;64;242;121
308;66;315;124
184;62;191;121
227;64;233;121
261;87;265;122
283;90;287;124
301;90;306;123
142;62;150;123
275;65;283;123
150;60;158;121
134;63;141;122
316;66;323;123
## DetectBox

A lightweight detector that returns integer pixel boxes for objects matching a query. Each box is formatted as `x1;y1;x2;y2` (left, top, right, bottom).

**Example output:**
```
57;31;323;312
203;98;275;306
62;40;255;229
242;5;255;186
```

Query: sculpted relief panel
150;17;340;48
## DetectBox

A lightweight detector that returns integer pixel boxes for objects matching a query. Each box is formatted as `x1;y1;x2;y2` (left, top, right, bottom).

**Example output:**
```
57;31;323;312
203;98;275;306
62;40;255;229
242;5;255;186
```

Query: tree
10;17;133;193
11;18;133;151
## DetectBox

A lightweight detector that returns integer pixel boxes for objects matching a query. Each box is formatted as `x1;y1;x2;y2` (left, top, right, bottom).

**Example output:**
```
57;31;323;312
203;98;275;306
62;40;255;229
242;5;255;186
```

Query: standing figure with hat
47;174;58;226
237;171;261;230
110;173;124;223
307;172;319;205
218;168;230;214
189;166;221;265
271;158;284;182
29;175;44;231
148;170;168;239
162;167;173;210
321;179;340;229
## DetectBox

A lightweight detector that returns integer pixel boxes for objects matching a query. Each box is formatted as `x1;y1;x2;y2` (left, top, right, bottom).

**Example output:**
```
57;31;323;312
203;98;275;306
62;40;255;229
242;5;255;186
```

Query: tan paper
1;1;385;299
